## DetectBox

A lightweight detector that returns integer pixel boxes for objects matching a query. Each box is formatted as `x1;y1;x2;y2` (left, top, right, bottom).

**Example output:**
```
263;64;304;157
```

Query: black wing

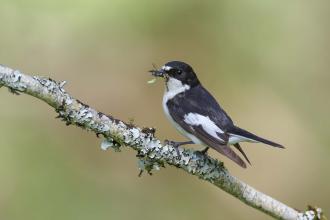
166;85;246;168
178;84;235;130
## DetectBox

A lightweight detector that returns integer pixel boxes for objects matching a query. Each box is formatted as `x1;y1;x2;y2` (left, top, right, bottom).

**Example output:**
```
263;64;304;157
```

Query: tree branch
0;64;326;220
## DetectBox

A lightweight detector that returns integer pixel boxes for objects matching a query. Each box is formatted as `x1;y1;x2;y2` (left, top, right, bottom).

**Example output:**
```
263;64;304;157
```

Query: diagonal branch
0;65;326;220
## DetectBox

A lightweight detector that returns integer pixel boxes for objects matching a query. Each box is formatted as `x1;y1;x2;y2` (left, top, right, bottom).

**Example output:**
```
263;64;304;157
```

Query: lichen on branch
0;65;326;220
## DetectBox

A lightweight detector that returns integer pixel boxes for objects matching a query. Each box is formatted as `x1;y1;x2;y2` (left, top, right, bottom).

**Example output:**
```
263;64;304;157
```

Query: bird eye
167;69;176;74
166;68;182;75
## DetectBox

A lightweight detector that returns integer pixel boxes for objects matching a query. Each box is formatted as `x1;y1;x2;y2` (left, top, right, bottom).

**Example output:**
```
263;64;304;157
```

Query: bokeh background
0;1;329;219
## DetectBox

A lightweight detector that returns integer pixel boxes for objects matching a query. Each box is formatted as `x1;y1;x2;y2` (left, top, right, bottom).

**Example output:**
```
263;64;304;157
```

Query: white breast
163;77;190;103
162;77;202;143
162;78;189;127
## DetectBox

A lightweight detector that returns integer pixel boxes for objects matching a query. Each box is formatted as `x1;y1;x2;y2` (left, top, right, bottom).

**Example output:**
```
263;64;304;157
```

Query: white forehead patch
161;65;172;71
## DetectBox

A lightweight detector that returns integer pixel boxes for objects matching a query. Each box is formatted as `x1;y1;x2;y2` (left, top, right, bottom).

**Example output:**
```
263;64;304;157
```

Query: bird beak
149;69;167;78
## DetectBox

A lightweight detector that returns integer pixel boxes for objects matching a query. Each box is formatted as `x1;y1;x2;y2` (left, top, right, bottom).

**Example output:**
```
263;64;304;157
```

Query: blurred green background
0;0;329;219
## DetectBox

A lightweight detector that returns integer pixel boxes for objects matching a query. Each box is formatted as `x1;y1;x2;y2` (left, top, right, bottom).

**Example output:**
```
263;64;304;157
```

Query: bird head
150;61;200;88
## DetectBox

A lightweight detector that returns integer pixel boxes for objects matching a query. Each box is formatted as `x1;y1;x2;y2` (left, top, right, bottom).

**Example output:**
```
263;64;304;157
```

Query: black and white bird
150;61;284;168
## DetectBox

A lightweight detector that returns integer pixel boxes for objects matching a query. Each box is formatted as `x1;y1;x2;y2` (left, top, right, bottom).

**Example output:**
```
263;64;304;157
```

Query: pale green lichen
0;64;326;220
100;139;114;151
297;206;325;220
137;157;162;176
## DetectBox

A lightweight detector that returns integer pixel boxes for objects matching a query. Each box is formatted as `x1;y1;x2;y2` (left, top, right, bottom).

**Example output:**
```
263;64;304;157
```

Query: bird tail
228;126;284;148
233;143;251;165
213;145;247;168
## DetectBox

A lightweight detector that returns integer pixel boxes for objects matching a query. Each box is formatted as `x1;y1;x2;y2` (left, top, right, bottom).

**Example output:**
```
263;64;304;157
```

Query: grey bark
0;65;326;220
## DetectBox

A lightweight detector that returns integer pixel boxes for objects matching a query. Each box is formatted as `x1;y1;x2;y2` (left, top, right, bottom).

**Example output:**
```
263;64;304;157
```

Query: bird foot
164;140;194;157
164;140;194;147
197;147;209;155
164;140;181;157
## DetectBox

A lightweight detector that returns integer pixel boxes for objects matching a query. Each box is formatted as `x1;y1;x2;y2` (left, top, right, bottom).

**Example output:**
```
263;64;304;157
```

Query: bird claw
164;139;178;147
197;147;209;155
164;139;181;158
8;87;20;95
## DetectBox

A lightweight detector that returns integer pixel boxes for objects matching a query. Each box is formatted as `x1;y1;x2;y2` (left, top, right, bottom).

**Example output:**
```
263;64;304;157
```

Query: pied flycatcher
150;61;284;168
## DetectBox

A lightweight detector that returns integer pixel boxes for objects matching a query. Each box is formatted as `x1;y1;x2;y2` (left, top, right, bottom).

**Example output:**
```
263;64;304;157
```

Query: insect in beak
149;68;169;80
149;69;165;77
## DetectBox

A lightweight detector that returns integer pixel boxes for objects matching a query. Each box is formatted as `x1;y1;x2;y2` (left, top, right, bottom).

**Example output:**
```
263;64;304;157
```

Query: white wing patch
183;113;224;141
